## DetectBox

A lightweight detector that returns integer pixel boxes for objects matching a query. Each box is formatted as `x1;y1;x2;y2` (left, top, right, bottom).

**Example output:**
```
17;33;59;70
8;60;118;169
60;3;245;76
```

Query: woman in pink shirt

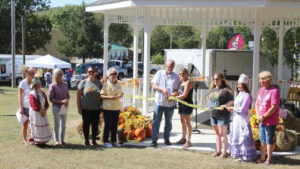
255;71;280;166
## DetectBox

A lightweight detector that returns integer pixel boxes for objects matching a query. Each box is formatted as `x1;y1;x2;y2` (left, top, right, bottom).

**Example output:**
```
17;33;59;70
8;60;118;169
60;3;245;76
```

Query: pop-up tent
26;54;71;69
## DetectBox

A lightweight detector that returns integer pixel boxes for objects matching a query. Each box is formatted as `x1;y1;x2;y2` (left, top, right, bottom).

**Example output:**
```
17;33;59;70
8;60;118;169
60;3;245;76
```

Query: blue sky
50;0;97;7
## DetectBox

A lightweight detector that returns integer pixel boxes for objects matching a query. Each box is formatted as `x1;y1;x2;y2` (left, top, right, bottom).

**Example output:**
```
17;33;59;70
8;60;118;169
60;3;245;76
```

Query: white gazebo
86;0;300;114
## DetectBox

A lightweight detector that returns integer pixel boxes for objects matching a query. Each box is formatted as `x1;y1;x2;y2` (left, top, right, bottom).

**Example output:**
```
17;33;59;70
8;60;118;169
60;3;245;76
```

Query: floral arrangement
118;106;152;142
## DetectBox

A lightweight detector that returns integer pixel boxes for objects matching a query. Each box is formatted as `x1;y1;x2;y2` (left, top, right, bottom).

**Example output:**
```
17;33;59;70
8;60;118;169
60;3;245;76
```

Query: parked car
108;60;128;79
138;62;161;74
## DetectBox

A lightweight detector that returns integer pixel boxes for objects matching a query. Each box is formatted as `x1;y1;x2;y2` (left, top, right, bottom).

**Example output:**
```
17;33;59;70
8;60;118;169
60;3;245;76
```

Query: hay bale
275;130;297;151
283;110;300;132
76;113;104;140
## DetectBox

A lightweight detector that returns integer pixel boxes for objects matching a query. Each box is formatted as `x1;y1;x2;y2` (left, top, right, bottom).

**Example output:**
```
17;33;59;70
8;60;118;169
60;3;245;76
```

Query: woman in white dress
28;77;52;144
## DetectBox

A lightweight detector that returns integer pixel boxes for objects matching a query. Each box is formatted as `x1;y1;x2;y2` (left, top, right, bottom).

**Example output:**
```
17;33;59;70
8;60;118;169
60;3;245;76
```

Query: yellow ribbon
124;94;157;101
123;95;225;110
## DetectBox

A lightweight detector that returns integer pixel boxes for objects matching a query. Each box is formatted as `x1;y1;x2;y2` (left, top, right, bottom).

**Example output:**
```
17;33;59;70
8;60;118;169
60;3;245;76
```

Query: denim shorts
259;124;277;145
23;107;29;118
210;115;230;127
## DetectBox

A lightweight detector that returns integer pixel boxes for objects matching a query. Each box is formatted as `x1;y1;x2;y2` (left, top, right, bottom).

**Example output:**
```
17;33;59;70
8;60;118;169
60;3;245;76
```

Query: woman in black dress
175;68;193;148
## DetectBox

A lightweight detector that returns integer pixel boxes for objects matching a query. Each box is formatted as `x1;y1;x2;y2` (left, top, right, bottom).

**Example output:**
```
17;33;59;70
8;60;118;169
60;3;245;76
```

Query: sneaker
164;140;172;145
112;142;121;148
91;140;98;146
103;142;113;148
151;141;157;147
84;141;90;146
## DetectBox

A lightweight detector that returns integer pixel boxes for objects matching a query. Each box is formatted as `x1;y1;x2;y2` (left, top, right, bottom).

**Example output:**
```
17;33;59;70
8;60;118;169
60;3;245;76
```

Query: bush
151;53;164;64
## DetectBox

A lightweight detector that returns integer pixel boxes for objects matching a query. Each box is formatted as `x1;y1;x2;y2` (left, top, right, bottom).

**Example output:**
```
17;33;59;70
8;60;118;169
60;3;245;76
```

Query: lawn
0;86;300;169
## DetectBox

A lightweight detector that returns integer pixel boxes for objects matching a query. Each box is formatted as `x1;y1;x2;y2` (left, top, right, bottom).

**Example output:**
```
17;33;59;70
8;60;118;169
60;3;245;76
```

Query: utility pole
170;33;173;49
11;0;16;87
22;16;26;65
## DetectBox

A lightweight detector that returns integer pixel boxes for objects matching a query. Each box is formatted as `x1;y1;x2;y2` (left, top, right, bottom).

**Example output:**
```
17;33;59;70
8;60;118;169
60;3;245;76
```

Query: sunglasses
88;71;95;74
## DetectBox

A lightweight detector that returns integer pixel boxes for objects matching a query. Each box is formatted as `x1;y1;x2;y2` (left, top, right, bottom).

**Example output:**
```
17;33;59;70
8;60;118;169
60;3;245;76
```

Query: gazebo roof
86;0;300;28
87;0;300;11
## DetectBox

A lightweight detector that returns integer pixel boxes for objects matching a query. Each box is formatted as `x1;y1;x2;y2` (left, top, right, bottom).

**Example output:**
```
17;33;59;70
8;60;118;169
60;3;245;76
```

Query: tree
151;53;164;64
51;5;103;63
284;27;300;80
260;28;278;65
109;24;133;48
151;26;170;55
207;27;232;49
0;0;52;54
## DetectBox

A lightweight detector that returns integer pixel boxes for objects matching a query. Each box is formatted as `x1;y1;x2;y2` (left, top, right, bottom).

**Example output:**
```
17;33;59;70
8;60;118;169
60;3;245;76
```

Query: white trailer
165;49;291;80
0;54;42;85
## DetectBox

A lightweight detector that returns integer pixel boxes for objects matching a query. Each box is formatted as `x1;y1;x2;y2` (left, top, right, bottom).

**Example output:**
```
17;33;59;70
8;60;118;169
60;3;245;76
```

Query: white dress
29;90;52;144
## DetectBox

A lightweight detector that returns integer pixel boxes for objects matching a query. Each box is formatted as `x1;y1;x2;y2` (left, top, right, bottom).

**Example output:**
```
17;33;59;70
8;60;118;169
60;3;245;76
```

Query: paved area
124;108;300;155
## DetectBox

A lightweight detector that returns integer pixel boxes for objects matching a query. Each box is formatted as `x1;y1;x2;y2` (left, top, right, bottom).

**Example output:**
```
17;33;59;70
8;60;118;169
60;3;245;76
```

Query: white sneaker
112;142;121;148
103;142;112;148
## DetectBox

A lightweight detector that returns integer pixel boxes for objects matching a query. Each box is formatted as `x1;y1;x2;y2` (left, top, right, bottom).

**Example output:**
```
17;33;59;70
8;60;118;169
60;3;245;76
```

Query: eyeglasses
88;71;95;74
110;73;117;76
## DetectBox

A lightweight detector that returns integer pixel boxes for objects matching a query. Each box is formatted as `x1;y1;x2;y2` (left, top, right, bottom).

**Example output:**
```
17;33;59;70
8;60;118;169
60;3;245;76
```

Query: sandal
23;141;29;146
264;160;271;166
211;152;221;157
175;138;186;144
182;141;191;149
220;153;229;158
256;159;265;164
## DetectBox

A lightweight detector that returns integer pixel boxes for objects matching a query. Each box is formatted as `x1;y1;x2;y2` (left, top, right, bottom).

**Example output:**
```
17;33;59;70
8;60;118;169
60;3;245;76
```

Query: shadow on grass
35;143;104;151
272;155;300;165
0;114;16;117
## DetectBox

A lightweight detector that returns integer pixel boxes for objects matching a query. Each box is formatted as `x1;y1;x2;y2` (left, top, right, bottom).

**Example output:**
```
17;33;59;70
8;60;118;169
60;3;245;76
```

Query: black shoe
165;140;172;145
151;141;157;147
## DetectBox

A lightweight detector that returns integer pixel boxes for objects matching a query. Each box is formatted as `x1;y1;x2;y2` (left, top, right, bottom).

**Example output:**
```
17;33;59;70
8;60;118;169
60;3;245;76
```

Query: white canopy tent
26;54;71;69
86;0;300;114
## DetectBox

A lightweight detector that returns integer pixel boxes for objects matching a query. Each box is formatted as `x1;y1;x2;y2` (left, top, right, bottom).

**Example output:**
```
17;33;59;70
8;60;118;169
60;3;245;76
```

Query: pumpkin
254;141;260;150
122;131;129;141
146;123;152;138
137;137;143;142
128;130;135;140
140;129;146;139
135;128;144;137
118;116;124;124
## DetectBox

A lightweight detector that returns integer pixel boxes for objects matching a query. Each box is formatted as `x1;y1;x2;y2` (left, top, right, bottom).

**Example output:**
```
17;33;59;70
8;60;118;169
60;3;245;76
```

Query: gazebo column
133;25;140;106
142;15;152;115
252;8;262;100
278;20;284;80
200;24;207;105
103;14;110;74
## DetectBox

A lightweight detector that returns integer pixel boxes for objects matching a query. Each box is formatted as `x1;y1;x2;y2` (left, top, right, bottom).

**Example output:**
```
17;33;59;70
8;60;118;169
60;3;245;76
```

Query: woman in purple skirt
227;74;257;161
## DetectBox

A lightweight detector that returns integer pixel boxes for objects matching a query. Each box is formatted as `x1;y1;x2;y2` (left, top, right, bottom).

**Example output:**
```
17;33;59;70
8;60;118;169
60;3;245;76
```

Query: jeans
82;109;100;142
152;104;175;142
52;105;67;142
259;124;277;145
103;109;120;143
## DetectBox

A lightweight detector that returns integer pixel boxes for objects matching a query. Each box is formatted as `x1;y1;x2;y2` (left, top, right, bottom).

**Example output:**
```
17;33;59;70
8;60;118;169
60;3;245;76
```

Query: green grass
0;86;300;169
